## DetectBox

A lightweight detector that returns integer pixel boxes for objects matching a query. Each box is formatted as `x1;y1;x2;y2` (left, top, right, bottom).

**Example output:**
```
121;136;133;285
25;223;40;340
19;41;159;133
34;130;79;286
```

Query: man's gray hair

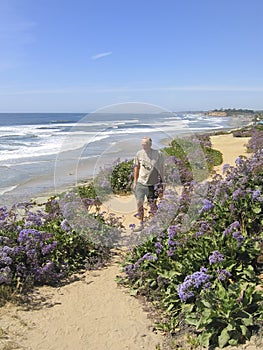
142;136;152;145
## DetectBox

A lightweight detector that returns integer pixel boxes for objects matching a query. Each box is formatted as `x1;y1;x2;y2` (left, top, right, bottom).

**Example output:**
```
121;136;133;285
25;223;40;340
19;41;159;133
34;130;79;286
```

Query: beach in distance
0;111;253;208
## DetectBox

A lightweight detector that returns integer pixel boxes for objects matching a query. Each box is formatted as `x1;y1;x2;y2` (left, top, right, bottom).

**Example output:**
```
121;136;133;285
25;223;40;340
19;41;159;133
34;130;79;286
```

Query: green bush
77;182;98;199
163;134;223;181
110;160;134;194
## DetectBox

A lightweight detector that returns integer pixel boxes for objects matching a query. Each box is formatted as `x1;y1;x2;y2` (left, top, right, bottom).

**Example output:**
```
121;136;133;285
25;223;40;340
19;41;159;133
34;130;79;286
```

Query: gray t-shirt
134;149;164;186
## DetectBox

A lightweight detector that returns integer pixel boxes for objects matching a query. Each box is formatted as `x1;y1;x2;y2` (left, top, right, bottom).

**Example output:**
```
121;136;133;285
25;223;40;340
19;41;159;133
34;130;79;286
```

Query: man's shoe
133;212;142;219
133;224;144;232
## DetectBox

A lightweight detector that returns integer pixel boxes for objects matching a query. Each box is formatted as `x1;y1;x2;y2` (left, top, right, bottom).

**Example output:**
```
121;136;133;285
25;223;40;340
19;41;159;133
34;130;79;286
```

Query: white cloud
90;51;112;60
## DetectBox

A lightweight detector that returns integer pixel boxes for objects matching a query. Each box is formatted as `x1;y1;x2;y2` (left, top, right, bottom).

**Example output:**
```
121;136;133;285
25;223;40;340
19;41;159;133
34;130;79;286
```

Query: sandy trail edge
0;133;259;350
0;252;162;350
210;133;249;174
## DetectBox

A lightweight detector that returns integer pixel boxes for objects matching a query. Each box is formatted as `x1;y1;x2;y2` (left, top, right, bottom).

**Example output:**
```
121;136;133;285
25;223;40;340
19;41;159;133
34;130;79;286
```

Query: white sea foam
0;115;227;164
0;112;237;207
0;185;18;195
0;133;109;162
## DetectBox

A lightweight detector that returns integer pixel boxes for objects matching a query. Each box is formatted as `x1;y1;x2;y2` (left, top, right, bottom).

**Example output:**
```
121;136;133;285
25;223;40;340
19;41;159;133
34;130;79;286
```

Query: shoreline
2;120;253;210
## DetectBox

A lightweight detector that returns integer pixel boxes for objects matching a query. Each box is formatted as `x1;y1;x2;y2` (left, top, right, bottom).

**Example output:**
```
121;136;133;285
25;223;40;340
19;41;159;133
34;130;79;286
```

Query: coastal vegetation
0;193;123;305
162;134;223;181
1;130;262;348
119;131;263;348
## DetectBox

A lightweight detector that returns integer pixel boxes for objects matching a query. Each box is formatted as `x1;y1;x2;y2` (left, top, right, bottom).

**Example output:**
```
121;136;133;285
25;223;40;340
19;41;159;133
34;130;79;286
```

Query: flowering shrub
110;159;134;194
247;129;263;153
232;123;263;152
0;192;120;302
163;134;223;183
120;149;263;348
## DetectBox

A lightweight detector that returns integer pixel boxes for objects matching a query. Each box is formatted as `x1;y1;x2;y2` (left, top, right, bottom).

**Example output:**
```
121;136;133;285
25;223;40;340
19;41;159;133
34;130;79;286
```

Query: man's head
141;136;152;151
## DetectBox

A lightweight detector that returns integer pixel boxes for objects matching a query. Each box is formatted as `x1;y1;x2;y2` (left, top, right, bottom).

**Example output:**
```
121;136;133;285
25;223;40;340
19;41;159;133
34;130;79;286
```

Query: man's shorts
135;182;158;203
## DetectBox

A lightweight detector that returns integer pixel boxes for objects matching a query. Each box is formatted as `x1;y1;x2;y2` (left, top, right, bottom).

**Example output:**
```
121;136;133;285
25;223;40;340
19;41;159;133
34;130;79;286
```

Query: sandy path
0;251;162;350
210;133;250;174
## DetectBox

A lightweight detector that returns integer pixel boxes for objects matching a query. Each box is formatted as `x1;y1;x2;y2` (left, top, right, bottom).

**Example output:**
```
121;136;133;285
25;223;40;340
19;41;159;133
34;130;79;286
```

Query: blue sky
0;0;262;112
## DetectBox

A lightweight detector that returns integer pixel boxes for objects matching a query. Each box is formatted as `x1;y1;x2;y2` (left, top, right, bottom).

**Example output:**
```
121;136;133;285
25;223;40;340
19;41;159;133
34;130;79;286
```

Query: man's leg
136;200;144;222
134;183;146;225
147;185;158;217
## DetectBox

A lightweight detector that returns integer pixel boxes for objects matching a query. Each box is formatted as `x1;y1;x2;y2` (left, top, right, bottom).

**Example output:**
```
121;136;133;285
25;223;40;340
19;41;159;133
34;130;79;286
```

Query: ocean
0;110;249;207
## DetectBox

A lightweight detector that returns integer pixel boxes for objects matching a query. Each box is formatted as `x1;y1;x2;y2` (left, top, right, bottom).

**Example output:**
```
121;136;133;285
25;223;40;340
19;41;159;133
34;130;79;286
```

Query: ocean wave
0;185;18;196
0;133;109;162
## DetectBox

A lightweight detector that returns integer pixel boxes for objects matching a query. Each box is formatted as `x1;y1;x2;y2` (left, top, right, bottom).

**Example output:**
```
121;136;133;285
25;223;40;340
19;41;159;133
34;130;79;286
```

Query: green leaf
150;280;157;287
198;331;212;348
167;303;176;312
200;299;212;309
228;338;239;346
240;325;250;337
129;289;138;296
240;313;253;327
252;206;261;214
218;327;230;348
181;303;195;313
185;314;198;326
196;316;212;330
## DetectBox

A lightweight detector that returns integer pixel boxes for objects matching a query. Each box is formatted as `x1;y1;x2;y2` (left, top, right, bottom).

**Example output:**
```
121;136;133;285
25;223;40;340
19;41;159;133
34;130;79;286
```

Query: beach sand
210;133;250;175
0;253;162;350
0;133;260;350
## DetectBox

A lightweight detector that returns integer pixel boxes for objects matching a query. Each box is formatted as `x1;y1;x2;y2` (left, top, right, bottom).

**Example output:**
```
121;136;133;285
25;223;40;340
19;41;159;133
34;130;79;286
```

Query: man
133;136;165;230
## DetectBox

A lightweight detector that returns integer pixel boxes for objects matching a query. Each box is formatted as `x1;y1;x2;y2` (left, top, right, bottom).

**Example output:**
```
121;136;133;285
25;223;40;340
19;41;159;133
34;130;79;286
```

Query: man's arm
158;151;165;183
133;164;140;190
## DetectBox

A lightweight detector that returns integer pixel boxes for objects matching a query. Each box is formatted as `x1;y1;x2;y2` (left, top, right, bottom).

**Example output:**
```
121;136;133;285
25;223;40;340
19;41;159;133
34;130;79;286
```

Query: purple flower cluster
134;252;158;268
208;250;225;265
217;269;232;281
196;220;211;238
252;189;261;200
0;246;13;265
0;244;14;285
177;267;212;302
0;266;12;284
247;129;263;152
0;206;8;220
223;221;244;245
0;228;61;286
232;188;246;201
155;241;163;255
60;219;72;232
168;225;177;243
199;199;214;214
0;205;65;288
123;252;158;278
223;221;239;236
166;225;178;256
24;210;46;227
